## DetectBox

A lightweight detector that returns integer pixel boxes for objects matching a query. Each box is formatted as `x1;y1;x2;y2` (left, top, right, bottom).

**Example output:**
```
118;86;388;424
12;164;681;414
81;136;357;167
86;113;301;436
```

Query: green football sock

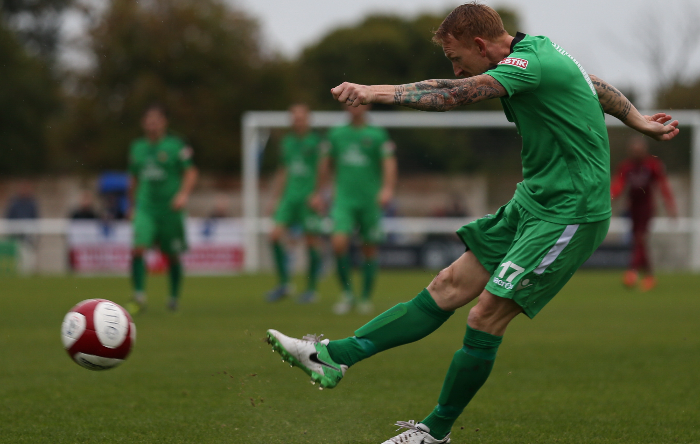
131;255;146;293
272;241;288;285
361;258;378;301
421;326;503;440
326;289;453;367
336;253;352;292
307;247;321;292
168;257;183;299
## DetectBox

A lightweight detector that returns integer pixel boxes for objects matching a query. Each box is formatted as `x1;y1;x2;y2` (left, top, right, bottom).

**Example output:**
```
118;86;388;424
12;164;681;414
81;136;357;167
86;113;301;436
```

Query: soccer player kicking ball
267;4;679;443
611;136;677;291
127;104;198;314
310;104;398;315
265;104;324;303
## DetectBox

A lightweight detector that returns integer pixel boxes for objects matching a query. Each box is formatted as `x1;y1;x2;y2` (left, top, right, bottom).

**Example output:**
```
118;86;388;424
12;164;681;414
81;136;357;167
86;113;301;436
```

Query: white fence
0;217;695;274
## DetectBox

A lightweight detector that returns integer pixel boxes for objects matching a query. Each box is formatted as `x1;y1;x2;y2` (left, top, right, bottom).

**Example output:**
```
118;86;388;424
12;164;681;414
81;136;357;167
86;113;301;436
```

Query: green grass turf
0;270;699;443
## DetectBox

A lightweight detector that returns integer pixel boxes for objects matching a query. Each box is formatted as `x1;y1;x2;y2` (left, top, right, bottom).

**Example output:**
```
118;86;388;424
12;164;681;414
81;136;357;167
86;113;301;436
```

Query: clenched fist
331;82;375;107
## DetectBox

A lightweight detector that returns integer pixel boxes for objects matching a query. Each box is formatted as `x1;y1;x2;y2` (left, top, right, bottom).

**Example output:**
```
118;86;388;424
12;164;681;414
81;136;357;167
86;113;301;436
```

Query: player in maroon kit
611;137;677;291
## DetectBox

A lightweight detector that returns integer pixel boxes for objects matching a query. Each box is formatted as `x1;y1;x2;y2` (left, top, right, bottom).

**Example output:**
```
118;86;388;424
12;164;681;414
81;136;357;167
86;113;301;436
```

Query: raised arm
331;74;506;112
589;74;680;141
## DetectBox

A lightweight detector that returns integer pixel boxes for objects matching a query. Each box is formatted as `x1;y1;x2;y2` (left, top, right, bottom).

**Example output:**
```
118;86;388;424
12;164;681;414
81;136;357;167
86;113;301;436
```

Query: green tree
1;0;72;61
296;8;520;110
55;0;293;172
292;9;522;174
0;20;59;174
658;79;700;110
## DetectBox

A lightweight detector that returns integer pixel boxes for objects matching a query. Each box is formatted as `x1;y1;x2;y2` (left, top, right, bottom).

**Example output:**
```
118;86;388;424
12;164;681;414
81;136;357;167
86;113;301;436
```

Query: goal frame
242;110;700;272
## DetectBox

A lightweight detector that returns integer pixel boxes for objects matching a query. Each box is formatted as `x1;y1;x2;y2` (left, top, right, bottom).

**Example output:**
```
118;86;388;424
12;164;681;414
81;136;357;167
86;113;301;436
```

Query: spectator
208;194;230;219
5;181;38;220
4;180;39;273
70;190;99;220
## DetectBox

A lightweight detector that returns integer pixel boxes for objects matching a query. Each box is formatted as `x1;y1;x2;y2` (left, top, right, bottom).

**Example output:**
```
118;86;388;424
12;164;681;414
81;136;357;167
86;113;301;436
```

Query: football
61;299;136;370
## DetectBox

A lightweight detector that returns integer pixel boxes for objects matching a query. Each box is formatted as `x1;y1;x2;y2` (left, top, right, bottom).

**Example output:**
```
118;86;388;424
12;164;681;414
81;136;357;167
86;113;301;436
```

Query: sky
232;0;700;108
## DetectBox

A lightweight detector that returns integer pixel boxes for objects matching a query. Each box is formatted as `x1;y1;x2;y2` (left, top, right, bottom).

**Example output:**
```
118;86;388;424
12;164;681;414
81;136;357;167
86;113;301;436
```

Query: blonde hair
433;2;506;45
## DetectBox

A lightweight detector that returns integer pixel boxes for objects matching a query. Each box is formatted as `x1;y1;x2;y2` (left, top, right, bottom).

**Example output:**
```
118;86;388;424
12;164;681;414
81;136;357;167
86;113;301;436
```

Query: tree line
1;0;698;176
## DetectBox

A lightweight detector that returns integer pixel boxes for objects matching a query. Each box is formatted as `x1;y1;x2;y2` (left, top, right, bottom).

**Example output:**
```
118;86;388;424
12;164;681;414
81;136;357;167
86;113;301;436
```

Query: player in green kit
266;3;681;443
127;104;198;314
310;104;397;315
265;104;324;303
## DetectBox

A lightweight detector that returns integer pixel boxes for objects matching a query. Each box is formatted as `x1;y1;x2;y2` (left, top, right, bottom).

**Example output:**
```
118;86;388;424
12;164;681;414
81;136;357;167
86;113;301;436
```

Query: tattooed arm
330;74;506;112
590;74;679;141
391;75;506;111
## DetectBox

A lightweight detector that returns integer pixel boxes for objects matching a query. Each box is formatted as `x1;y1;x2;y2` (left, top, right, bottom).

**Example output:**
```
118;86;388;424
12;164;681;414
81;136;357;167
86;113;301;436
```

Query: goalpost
241;110;700;272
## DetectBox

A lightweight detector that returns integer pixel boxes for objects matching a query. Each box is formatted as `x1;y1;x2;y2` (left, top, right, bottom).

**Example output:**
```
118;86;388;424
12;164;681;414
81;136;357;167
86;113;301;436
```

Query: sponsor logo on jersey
498;57;528;69
142;161;165;180
341;146;369;166
289;161;310;176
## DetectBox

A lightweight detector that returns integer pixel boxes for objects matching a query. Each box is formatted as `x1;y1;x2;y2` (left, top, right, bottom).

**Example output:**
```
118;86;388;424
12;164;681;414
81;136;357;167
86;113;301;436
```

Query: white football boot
332;291;355;315
380;420;450;444
267;329;348;389
356;300;374;315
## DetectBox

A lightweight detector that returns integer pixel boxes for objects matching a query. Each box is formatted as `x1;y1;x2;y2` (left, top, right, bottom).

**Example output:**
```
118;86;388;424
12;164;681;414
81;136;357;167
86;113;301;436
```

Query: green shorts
133;209;187;256
331;200;383;244
457;200;609;318
274;198;322;233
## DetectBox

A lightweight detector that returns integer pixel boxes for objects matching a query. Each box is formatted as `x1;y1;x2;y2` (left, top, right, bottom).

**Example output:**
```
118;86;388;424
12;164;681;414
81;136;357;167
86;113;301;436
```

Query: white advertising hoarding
68;218;244;274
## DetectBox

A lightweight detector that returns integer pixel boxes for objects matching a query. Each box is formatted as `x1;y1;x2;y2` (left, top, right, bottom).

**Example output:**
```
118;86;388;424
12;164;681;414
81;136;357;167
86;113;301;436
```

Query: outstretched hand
331;82;374;107
640;113;680;141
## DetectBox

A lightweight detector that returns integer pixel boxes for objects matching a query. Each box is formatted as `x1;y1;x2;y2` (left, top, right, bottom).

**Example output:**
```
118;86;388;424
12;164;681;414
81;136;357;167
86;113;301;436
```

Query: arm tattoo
392;75;506;111
590;74;633;122
394;85;405;104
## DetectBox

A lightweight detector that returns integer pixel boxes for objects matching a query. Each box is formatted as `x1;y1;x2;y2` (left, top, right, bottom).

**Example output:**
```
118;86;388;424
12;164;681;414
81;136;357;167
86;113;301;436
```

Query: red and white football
61;299;136;370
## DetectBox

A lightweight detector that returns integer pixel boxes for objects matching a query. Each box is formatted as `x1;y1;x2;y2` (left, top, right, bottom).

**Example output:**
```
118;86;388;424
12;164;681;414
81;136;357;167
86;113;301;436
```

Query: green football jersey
129;135;193;211
325;124;395;204
280;131;322;202
487;33;611;224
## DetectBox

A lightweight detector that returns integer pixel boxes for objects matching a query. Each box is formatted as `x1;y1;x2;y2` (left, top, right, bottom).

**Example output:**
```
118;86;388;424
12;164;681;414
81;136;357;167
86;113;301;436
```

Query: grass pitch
0;270;699;443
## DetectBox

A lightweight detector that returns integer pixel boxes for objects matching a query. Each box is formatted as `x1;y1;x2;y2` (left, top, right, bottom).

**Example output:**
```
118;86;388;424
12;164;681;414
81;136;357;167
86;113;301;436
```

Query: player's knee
428;266;460;302
362;244;377;258
270;226;284;242
332;235;349;254
467;303;490;329
467;295;520;335
305;237;320;250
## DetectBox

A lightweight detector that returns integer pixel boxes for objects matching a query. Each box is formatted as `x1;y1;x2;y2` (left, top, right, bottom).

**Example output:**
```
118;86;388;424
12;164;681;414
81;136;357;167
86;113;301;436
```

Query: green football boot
266;329;347;389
